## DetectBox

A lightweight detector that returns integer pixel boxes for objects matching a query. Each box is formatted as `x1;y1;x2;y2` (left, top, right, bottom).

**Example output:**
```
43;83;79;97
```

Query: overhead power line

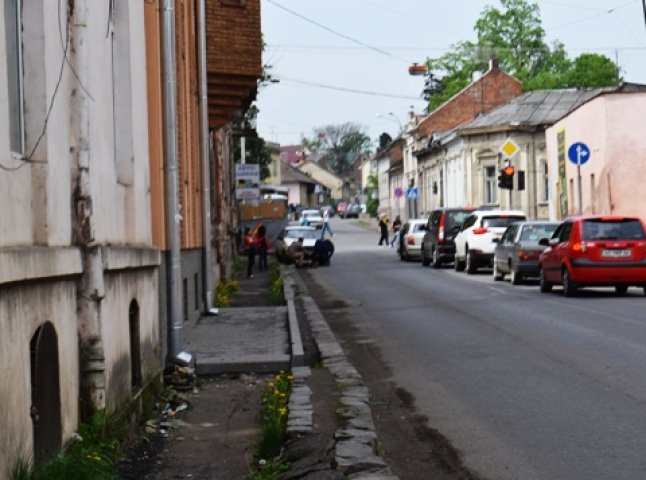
265;0;410;64
278;76;421;100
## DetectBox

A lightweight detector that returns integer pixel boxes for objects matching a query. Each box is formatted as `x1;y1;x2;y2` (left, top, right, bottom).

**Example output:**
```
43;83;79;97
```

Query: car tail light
438;214;445;243
473;227;488;235
572;242;587;253
407;235;415;245
518;250;529;260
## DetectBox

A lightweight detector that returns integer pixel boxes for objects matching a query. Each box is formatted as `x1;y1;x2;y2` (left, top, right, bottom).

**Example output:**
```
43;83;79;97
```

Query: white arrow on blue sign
567;142;591;166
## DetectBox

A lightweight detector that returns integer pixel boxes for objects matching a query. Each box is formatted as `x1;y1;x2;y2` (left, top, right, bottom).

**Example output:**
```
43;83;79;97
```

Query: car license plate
602;249;631;258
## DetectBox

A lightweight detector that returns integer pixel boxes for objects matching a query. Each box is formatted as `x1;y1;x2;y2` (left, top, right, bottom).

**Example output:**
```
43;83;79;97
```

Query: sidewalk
120;260;398;479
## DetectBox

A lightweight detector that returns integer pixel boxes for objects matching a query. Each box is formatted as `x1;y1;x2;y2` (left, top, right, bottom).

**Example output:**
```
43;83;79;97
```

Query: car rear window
482;216;526;228
445;211;472;229
412;224;425;233
520;224;558;242
582;219;646;240
286;229;320;239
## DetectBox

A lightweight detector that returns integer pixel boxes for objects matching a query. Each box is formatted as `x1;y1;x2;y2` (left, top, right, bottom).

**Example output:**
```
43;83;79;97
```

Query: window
484;166;497;204
541;161;549;203
5;0;24;154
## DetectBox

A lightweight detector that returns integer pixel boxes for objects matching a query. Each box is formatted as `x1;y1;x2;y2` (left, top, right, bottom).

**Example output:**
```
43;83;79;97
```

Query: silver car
397;219;427;262
493;221;558;284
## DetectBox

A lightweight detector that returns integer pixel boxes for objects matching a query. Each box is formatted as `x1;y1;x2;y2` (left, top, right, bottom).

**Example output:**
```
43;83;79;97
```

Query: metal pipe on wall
196;0;214;312
161;0;183;358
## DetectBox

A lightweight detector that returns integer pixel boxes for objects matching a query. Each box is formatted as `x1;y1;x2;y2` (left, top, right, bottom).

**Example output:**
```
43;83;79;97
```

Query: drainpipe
196;0;214;312
162;0;183;358
72;0;106;418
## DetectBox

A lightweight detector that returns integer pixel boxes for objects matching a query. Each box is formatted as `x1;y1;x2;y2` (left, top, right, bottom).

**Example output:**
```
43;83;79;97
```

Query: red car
538;215;646;296
336;202;348;215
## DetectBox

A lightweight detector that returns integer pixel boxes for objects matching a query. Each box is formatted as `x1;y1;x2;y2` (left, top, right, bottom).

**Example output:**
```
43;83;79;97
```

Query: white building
0;2;160;472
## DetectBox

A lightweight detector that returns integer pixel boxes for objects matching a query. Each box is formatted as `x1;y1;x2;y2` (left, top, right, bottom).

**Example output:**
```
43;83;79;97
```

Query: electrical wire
278;76;421;100
547;0;638;32
265;0;410;64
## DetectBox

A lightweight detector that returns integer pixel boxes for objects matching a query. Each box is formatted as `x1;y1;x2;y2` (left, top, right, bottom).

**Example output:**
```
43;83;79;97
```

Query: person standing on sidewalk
377;213;389;246
390;215;402;248
320;208;333;238
244;227;257;278
255;223;269;271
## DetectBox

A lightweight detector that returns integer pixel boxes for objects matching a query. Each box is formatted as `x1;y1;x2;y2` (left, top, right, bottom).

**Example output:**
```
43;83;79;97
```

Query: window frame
483;165;497;205
6;0;25;155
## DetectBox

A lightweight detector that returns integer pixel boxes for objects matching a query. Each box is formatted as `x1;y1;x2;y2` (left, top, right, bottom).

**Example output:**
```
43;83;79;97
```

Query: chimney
489;58;499;71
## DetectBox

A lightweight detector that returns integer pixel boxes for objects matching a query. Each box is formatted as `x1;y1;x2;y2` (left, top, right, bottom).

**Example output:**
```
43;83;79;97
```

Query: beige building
545;87;646;219
297;160;345;201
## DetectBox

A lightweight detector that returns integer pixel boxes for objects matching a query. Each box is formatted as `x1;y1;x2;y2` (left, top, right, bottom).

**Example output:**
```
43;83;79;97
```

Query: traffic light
498;165;515;190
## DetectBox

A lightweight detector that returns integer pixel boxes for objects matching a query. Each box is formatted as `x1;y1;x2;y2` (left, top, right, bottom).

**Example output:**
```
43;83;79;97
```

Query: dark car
493;221;559;284
341;203;361;219
538;215;646;296
421;207;475;267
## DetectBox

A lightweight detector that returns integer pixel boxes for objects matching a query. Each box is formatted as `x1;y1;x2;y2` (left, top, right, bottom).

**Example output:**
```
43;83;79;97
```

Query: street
309;216;646;480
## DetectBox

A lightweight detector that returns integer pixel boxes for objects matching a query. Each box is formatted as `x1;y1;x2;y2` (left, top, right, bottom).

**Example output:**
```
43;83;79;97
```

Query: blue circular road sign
568;142;591;166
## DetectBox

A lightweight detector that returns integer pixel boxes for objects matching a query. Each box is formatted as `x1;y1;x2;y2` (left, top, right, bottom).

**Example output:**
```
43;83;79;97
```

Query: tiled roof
281;161;315;184
461;84;645;131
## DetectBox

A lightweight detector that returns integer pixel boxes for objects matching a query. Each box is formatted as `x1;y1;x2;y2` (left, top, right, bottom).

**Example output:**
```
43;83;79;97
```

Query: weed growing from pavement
249;458;290;480
215;279;240;307
11;411;120;480
256;371;292;459
268;262;284;306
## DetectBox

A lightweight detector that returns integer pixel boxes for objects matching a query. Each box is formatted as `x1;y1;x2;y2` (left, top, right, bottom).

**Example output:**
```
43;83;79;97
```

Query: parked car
397;219;427;262
300;209;323;228
493;221;559;284
454;209;527;273
538;215;646;296
336;202;348;216
341;203;361;219
421;207;476;267
274;226;334;265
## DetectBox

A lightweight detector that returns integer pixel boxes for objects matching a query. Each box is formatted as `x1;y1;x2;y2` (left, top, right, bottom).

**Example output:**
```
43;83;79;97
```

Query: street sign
567;142;590;166
500;139;519;158
394;187;403;198
406;186;418;200
235;163;260;187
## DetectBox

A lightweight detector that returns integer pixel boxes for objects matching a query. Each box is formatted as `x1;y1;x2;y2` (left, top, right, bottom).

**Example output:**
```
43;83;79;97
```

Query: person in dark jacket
255;223;269;271
244;227;257;278
378;213;389;246
390;215;402;248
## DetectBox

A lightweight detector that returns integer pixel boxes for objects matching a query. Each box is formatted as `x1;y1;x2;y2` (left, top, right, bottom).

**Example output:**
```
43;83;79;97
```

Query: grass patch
268;263;284;306
215;279;240;307
249;458;291;480
10;411;121;480
255;371;292;459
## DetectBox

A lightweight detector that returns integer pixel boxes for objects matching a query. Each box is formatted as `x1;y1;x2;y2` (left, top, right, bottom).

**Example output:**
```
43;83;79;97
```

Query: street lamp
376;112;403;133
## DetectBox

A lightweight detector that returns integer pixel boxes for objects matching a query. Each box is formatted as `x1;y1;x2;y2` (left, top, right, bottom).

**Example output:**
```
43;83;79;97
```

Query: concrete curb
282;266;399;479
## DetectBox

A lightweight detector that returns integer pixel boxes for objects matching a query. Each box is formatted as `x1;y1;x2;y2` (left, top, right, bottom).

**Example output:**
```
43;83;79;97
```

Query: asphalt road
311;216;646;480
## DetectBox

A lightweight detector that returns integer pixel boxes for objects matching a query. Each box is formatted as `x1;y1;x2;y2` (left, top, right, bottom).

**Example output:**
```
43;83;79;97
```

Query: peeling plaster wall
0;280;79;476
546;93;646;219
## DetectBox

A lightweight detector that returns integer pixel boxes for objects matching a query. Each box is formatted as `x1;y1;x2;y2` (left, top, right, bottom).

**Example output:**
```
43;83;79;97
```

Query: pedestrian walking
390;215;402;248
378;213;389;246
255;223;269;271
244;227;257;278
320;208;334;238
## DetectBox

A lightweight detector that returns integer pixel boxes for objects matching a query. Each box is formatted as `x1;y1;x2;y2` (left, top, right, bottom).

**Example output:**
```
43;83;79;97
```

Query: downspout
162;0;183;358
196;0;214;311
73;0;106;418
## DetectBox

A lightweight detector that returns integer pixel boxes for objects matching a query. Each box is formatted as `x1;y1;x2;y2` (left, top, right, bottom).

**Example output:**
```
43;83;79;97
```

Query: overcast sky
256;0;646;147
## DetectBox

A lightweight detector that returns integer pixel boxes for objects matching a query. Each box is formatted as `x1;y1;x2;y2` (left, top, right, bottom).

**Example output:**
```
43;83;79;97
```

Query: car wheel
510;267;523;285
454;253;465;272
493;261;504;281
539;267;552;293
615;286;628;295
562;268;578;297
432;247;442;269
421;247;431;267
466;250;477;274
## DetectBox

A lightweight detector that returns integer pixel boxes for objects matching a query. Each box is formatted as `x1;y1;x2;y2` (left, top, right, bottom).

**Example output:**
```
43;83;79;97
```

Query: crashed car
275;226;334;266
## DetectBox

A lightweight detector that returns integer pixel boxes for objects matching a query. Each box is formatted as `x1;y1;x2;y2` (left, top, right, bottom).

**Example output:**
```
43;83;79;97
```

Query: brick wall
416;65;523;138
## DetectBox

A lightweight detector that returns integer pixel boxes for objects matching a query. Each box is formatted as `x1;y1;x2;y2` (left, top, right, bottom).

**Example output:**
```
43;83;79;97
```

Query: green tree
234;136;272;180
302;123;372;177
364;173;379;217
378;132;393;150
424;0;620;111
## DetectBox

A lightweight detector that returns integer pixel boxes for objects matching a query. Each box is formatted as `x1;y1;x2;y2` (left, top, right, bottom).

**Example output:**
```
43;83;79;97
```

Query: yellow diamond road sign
500;139;519;158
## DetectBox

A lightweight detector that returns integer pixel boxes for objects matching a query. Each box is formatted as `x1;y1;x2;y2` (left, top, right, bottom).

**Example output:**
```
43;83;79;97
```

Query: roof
460;84;646;132
281;161;316;184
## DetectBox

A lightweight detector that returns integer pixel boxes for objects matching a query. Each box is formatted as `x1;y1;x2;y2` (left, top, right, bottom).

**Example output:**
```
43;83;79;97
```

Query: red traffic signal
498;166;515;190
